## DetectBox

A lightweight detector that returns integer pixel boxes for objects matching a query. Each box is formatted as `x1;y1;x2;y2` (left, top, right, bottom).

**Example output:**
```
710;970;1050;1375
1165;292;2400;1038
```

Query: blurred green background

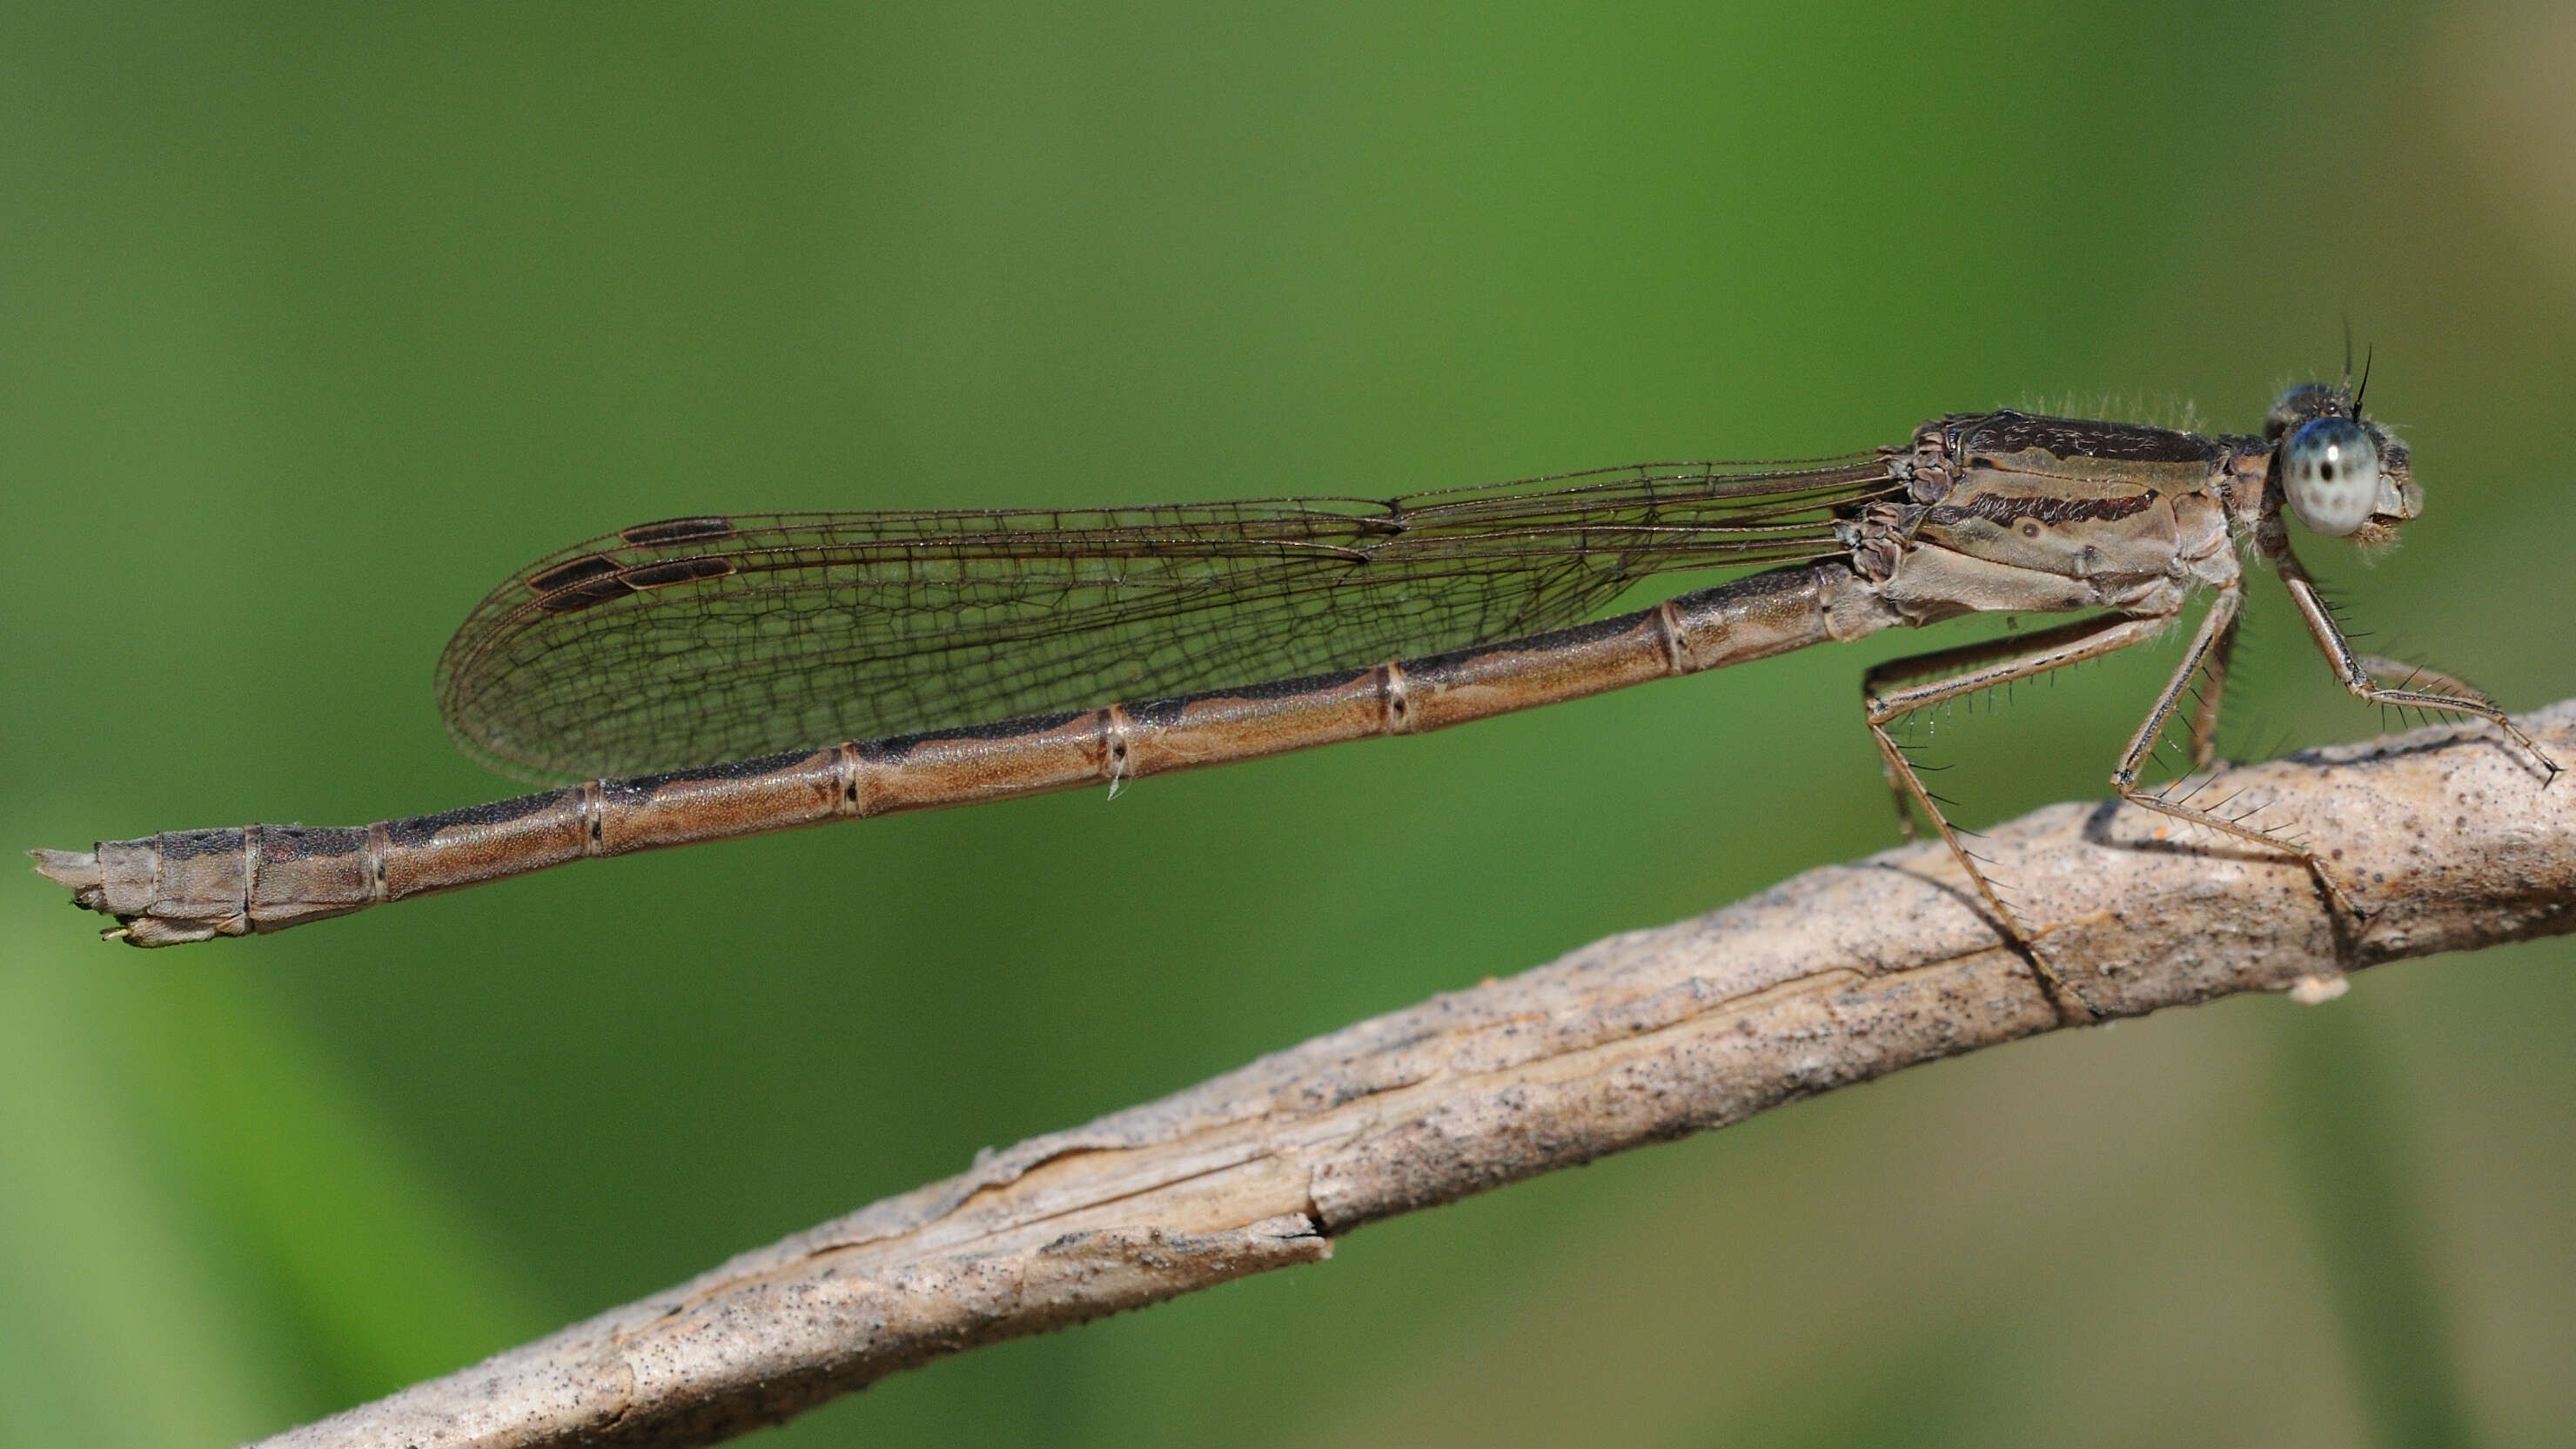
5;3;2573;1446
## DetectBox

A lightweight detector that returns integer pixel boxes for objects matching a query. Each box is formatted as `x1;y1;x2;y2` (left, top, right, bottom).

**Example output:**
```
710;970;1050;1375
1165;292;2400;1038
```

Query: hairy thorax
1845;410;2246;627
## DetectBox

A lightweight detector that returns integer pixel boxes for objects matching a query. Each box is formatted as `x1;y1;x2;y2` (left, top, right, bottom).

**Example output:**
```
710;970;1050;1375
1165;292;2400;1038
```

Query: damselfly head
2266;382;2418;545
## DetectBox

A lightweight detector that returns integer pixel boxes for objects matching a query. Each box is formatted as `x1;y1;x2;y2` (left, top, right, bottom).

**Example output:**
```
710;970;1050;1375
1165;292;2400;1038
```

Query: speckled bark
254;704;2576;1449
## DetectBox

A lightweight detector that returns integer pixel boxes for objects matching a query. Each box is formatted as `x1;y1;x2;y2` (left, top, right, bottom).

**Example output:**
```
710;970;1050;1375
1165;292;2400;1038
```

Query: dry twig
256;702;2576;1449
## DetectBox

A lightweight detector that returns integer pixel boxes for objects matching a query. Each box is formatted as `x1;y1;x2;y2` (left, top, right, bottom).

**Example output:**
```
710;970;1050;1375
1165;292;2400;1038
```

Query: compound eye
2282;416;2380;537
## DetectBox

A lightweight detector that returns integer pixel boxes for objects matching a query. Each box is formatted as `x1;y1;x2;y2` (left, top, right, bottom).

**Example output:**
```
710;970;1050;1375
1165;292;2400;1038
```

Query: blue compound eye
2282;416;2380;537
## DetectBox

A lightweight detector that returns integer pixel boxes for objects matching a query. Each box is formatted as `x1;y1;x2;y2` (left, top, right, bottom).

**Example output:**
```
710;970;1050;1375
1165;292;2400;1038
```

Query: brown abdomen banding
50;562;1889;946
246;825;378;930
854;712;1110;814
1401;612;1684;731
593;749;847;855
379;788;591;900
1119;668;1392;773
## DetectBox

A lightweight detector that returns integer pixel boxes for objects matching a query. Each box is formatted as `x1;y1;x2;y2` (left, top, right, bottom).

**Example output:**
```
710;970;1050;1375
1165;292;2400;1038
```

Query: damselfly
35;380;2551;1014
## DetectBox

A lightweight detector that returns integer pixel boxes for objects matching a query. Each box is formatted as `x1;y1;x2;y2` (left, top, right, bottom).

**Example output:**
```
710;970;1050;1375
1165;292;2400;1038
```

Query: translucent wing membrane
436;459;1896;781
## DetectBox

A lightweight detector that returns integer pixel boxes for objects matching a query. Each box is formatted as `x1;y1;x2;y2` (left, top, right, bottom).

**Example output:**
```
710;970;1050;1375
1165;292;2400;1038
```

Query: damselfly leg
1863;612;2177;1019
